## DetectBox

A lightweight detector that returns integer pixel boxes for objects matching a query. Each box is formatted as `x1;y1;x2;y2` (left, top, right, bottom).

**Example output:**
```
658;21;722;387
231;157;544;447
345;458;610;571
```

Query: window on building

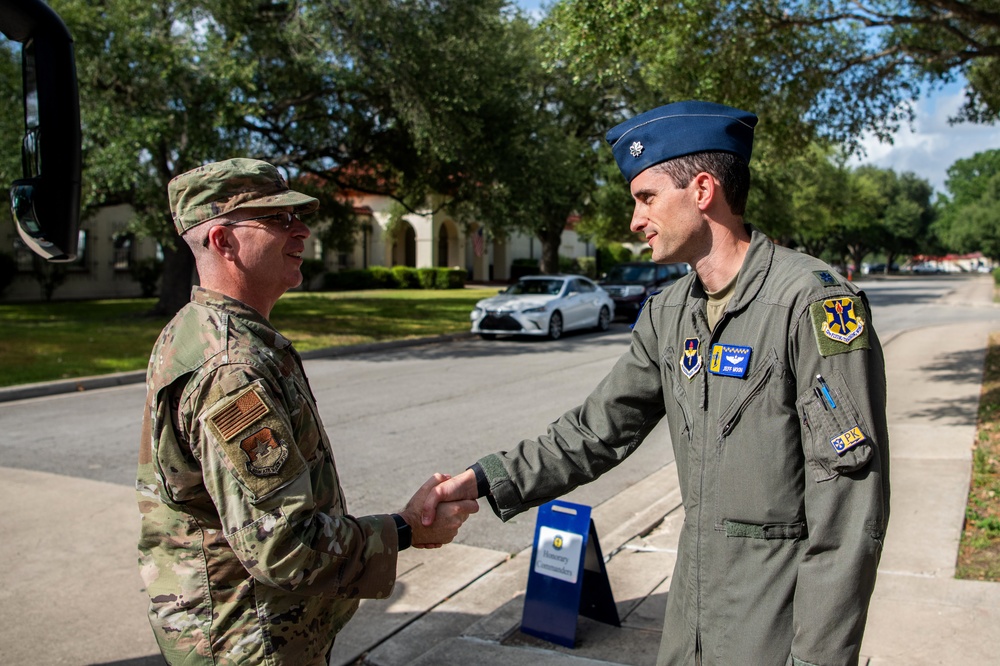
113;232;135;271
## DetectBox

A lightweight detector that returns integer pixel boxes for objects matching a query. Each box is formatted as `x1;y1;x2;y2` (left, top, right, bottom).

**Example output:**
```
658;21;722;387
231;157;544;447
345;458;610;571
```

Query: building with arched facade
1;193;595;301
323;191;592;283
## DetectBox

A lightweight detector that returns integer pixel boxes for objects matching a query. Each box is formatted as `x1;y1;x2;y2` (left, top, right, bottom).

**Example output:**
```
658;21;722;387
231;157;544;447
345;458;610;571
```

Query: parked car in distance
862;262;899;275
470;275;615;340
909;262;943;274
599;261;690;320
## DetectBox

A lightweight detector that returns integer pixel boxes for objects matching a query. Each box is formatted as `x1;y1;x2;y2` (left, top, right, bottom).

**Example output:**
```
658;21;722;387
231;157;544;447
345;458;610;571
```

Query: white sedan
470;275;615;340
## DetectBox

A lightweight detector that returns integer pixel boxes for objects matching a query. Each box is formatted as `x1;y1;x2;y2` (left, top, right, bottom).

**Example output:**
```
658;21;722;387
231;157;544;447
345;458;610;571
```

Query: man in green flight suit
137;158;478;665
422;101;890;665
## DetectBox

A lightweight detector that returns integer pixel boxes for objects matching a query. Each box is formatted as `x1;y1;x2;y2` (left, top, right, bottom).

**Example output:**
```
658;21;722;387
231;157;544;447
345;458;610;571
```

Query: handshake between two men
398;472;481;548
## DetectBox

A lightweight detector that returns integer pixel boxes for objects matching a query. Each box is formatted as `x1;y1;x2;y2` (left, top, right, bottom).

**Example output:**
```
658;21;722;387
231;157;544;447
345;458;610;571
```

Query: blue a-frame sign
520;499;620;647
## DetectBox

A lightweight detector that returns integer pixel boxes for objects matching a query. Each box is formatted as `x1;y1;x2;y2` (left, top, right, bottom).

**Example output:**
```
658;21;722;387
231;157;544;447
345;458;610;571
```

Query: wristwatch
391;513;412;551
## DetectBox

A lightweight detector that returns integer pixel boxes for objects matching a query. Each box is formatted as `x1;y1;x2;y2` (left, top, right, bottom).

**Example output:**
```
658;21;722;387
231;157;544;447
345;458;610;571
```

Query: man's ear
206;225;238;259
693;172;717;212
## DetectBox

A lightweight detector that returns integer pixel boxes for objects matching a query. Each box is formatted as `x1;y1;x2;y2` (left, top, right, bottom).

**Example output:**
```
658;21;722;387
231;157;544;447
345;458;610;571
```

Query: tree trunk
538;222;564;274
150;241;195;317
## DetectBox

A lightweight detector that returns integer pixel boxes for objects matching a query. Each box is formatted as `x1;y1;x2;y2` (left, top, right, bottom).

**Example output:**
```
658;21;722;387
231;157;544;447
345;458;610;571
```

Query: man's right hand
398;473;479;548
420;469;479;527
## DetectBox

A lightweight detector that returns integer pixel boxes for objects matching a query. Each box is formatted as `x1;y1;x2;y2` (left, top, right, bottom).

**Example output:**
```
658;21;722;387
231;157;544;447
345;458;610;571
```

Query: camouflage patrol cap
168;158;320;235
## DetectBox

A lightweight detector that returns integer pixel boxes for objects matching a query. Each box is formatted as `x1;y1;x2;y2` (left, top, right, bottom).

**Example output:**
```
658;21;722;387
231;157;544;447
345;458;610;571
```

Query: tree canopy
935;149;1000;260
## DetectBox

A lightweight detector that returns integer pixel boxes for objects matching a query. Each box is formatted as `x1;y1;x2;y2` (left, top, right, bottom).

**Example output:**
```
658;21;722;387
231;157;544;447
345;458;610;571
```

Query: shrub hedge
321;267;466;291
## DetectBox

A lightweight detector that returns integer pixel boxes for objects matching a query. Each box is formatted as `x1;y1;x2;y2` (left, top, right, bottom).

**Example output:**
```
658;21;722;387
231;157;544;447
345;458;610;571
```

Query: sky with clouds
847;82;1000;195
512;1;1000;195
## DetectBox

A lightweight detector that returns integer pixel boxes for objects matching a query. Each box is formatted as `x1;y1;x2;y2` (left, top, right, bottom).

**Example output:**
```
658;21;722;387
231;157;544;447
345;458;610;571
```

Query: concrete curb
0;332;474;403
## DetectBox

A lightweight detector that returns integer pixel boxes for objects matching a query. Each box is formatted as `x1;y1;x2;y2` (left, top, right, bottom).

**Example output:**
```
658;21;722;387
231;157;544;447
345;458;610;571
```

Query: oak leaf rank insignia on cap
606;100;758;182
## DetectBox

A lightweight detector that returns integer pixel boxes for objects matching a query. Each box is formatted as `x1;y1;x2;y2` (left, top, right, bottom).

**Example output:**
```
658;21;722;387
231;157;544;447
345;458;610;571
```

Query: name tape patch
709;344;752;378
830;425;867;455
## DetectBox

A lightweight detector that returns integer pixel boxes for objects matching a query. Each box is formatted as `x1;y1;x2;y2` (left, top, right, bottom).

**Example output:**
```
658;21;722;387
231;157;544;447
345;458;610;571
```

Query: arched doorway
392;222;417;266
437;219;459;267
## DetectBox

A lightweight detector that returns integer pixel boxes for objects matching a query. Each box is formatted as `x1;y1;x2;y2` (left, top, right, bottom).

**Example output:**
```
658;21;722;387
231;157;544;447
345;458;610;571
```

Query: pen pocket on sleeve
796;370;873;481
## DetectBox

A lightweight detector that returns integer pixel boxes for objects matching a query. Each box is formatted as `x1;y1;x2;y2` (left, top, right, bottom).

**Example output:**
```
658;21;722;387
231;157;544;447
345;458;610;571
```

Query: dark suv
600;261;690;320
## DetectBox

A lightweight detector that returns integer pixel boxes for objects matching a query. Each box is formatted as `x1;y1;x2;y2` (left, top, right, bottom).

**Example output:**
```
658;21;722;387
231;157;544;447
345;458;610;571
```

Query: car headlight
622;285;645;297
471;308;483;319
522;305;548;314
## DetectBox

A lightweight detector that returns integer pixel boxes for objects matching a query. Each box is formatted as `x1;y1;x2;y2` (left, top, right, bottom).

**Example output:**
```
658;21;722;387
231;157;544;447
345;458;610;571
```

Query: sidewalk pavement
2;279;998;665
333;277;1000;666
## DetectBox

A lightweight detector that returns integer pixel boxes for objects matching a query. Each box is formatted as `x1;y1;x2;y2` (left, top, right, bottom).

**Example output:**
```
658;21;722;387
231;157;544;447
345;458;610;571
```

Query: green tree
770;1;1000;124
935;150;1000;260
835;165;936;273
53;0;257;315
0;44;21;194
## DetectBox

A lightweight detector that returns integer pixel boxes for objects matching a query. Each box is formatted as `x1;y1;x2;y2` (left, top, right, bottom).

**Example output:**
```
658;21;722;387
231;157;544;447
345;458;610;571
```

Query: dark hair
653;151;751;215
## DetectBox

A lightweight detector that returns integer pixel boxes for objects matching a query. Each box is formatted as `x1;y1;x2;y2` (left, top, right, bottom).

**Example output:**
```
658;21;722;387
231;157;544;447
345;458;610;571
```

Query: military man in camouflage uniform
423;102;889;665
137;158;478;665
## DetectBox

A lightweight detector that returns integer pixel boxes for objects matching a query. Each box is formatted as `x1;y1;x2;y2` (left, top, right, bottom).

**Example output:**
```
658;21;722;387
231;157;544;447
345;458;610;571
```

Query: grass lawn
0;288;500;387
957;330;1000;581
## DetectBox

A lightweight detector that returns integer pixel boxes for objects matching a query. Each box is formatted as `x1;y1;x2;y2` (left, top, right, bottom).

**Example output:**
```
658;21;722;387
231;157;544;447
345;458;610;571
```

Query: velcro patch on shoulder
204;383;305;501
812;270;839;287
809;296;871;357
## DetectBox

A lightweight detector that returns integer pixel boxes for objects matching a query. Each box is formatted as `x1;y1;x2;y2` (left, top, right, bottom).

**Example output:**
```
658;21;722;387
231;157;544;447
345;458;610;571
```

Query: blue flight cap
605;101;758;182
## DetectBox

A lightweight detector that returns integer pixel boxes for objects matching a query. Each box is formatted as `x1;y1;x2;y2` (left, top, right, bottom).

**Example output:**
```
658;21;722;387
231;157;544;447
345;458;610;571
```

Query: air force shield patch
809;296;871;357
681;337;702;379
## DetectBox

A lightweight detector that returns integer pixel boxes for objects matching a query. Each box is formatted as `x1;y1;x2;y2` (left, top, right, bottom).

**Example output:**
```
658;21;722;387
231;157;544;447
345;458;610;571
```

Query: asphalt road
0;274;989;555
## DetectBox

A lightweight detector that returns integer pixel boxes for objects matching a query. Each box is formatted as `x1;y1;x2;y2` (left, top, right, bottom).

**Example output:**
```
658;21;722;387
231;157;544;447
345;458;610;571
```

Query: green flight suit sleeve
479;302;667;521
185;366;398;600
789;293;890;665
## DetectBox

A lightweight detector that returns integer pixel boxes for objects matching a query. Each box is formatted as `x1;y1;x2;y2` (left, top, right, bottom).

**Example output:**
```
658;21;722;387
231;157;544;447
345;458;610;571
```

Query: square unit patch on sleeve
204;382;306;501
809;296;871;357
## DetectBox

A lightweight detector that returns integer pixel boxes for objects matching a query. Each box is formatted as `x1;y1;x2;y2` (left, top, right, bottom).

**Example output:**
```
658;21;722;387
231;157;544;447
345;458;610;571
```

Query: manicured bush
576;256;597;278
128;258;164;297
369;266;395;288
444;268;466;289
510;258;539;281
391;265;418;288
321;266;467;290
299;259;326;291
322;269;373;291
417;267;438;289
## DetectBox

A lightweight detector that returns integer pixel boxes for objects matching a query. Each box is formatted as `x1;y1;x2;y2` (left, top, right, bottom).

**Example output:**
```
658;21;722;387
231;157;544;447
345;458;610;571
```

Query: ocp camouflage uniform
137;287;398;665
475;227;889;665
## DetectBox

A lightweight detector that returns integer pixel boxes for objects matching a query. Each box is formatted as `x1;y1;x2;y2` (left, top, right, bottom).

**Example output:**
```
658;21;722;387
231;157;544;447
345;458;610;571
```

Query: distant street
0;274;993;555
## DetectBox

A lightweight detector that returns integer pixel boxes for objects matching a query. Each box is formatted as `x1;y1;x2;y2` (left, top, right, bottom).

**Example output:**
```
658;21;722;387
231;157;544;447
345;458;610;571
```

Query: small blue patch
709;344;752;378
813;270;838;286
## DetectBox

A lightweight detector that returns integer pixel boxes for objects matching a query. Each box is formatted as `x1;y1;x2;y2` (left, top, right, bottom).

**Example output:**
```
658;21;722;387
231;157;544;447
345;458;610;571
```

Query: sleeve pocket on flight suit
796;369;874;482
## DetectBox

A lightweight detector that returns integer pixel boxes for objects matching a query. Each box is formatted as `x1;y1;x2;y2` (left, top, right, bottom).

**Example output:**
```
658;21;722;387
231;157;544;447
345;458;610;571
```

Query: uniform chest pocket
796;369;874;482
662;346;693;441
717;346;780;440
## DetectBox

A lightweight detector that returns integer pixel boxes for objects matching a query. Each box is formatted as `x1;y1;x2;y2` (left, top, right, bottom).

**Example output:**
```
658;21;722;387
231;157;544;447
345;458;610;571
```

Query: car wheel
479;333;496;340
548;312;563;340
596;306;611;332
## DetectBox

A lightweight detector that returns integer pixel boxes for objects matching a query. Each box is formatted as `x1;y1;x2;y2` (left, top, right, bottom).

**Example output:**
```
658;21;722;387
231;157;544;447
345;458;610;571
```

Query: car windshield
508;279;563;295
606;265;656;282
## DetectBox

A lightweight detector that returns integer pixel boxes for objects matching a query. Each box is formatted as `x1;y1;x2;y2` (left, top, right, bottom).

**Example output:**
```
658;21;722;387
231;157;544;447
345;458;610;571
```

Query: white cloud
849;82;1000;194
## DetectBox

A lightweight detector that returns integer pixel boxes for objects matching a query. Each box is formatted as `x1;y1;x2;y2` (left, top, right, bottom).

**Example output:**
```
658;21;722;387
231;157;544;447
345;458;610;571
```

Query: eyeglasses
219;211;302;231
202;211;304;247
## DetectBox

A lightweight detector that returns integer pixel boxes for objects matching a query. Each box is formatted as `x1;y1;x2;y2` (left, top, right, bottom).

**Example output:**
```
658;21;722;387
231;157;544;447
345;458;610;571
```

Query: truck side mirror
2;0;82;261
